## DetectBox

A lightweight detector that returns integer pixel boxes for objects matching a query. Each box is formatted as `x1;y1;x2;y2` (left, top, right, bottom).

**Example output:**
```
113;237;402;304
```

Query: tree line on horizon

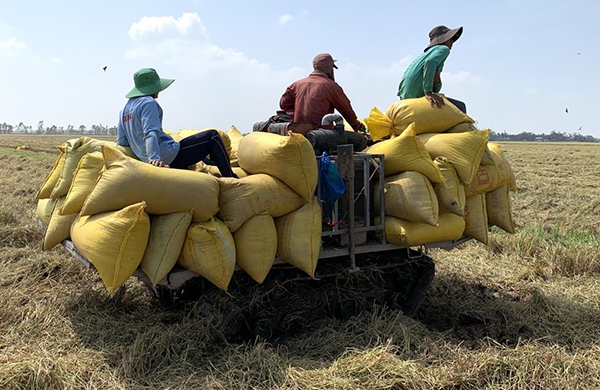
0;121;598;142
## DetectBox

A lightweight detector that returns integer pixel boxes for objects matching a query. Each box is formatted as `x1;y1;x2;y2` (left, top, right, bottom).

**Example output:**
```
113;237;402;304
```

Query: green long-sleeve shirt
397;45;450;99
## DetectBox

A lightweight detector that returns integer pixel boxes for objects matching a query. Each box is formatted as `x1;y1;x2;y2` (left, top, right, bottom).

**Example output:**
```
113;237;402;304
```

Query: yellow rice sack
464;164;502;197
365;124;444;183
37;198;56;226
227;125;244;165
486;185;515;234
195;161;250;178
70;202;150;294
377;213;465;247
384;96;475;136
37;150;66;199
48;137;136;200
237;131;318;202
218;174;306;232
464;194;488;245
178;217;236;291
445;122;479;133
59;151;104;215
275;199;321;278
488;143;517;191
364;107;394;141
140;211;193;285
374;171;439;226
177;128;232;157
418;129;490;185
434;157;466;216
43;197;78;251
234;213;277;284
81;146;220;223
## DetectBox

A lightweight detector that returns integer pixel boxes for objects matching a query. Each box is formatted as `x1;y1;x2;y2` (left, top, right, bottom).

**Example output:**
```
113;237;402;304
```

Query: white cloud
523;87;539;96
128;12;208;43
0;37;27;59
278;14;294;25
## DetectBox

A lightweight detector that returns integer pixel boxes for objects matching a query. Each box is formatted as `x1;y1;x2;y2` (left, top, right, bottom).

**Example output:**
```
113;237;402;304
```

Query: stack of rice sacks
36;128;320;295
364;95;516;247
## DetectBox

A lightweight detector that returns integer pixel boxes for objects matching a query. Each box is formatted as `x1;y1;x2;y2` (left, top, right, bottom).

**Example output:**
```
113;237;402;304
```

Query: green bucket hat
125;68;175;98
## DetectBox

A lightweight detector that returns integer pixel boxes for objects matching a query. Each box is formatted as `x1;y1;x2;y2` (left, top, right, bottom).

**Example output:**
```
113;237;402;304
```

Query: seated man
117;68;237;177
280;53;368;152
397;25;467;114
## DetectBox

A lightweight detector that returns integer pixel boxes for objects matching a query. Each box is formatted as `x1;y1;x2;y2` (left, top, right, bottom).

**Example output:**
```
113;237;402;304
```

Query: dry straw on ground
1;135;600;389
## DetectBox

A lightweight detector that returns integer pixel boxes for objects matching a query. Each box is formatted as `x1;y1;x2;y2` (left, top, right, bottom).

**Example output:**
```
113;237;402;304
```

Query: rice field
1;135;599;389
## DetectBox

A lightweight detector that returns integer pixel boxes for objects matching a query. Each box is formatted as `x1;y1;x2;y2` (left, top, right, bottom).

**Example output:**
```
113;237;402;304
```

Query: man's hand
149;160;170;168
425;91;445;109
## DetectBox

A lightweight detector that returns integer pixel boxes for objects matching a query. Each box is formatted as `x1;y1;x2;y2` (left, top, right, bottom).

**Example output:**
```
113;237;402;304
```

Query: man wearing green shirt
397;25;466;113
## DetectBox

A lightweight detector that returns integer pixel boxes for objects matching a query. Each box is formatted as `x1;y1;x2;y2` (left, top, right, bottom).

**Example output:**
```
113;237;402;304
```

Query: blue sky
1;0;599;138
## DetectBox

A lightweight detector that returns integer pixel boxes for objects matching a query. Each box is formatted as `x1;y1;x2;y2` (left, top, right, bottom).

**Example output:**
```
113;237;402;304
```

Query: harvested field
1;135;600;389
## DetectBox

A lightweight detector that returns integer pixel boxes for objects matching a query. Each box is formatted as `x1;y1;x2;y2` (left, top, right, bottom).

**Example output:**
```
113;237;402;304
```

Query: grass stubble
0;136;600;389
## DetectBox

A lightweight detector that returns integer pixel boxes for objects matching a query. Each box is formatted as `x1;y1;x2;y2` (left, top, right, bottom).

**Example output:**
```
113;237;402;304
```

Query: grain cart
47;138;470;339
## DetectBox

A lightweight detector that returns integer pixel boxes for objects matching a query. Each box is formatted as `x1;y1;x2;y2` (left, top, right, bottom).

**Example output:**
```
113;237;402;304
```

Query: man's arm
423;46;450;108
330;84;365;132
116;113;129;146
139;100;163;163
279;86;295;110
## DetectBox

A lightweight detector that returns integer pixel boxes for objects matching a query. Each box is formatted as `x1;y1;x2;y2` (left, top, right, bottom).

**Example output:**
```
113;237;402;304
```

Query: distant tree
16;122;25;133
78;125;86;134
37;121;44;134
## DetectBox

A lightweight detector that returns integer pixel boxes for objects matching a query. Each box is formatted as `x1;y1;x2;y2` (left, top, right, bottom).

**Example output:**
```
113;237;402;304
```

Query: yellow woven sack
50;137;136;200
385;96;474;136
195;161;250;178
377;213;465;247
234;213;277;284
486;186;515;234
59;152;104;215
237;131;318;202
365;124;444;183
227;125;244;165
81;146;219;223
140;211;193;285
364;107;393;141
434;157;466;216
37;150;66;199
218;174;306;232
374;171;439;226
464;165;501;197
70;202;150;294
488;143;517;191
37;198;56;226
275;199;321;277
445;122;479;133
464;194;488;245
43;197;78;251
418;129;490;185
178;217;236;291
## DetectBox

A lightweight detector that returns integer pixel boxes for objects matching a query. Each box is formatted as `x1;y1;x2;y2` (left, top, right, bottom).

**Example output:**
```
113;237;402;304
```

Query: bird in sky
565;108;569;113
102;66;107;72
577;52;581;55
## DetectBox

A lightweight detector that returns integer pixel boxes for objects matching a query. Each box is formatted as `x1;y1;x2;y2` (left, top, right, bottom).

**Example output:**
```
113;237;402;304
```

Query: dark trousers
169;130;237;177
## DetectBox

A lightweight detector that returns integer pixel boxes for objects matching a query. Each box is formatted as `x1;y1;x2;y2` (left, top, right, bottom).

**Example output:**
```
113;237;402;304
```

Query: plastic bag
319;152;345;204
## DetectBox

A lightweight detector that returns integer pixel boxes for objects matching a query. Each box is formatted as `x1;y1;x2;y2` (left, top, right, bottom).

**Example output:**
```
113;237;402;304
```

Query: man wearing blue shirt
117;68;237;177
397;25;467;113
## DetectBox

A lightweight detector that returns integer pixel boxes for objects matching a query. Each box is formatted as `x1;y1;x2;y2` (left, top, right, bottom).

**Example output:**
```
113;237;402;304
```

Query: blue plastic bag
319;152;346;204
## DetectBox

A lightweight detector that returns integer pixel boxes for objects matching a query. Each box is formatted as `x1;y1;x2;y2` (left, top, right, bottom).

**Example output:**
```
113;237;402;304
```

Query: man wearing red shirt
280;53;368;152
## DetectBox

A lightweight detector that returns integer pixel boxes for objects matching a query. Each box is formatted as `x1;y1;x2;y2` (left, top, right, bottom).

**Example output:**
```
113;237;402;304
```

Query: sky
1;0;599;138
